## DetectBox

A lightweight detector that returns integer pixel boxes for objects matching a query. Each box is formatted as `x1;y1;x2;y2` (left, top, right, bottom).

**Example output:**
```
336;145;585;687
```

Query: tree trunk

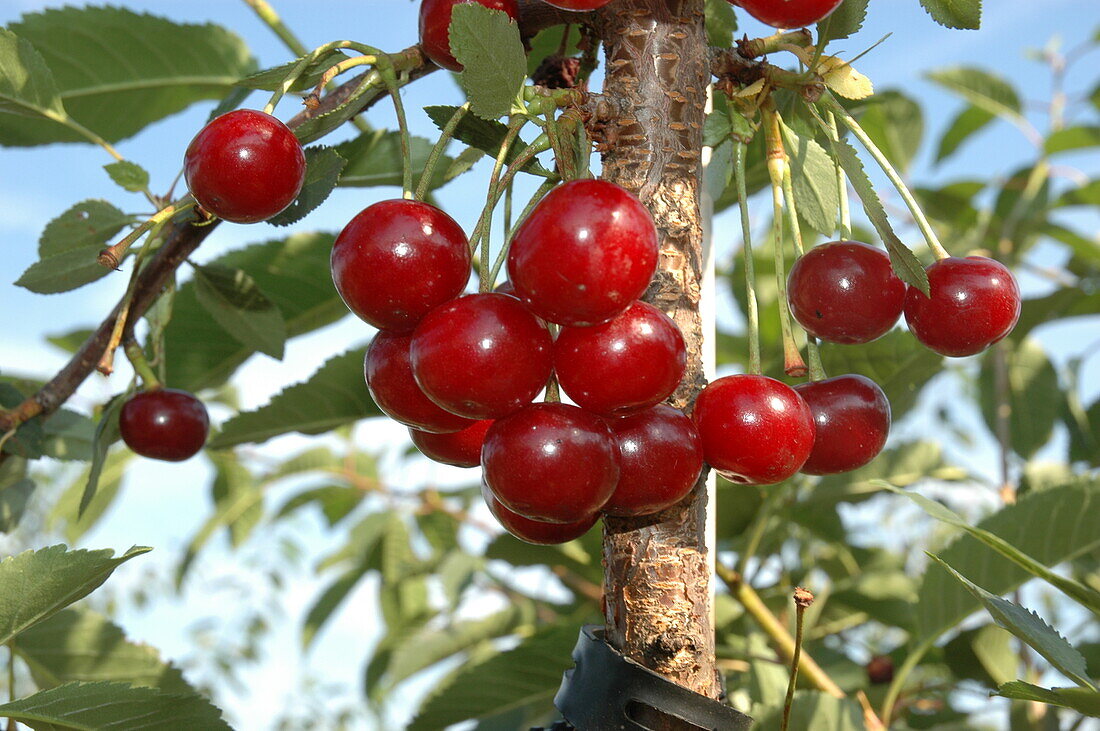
595;0;718;700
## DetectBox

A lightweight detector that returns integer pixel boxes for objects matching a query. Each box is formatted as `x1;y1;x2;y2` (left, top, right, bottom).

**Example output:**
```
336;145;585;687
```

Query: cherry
366;332;475;433
183;109;305;224
410;419;493;467
540;0;614;9
555;302;686;416
482;483;598;545
787;241;907;345
507;179;659;327
119;389;209;462
602;405;703;517
794;375;890;476
730;0;844;28
331;199;470;333
419;0;520;72
903;256;1021;357
482;402;619;523
692;375;815;485
866;656;895;685
411;293;552;419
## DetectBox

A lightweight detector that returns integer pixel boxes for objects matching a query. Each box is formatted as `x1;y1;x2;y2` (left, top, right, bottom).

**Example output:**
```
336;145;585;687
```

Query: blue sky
1;1;1098;729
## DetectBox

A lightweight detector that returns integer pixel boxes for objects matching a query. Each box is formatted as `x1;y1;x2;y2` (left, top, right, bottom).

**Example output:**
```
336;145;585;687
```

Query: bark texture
595;0;718;700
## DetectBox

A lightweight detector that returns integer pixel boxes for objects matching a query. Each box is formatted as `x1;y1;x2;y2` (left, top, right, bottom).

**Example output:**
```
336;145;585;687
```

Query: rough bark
595;0;718;700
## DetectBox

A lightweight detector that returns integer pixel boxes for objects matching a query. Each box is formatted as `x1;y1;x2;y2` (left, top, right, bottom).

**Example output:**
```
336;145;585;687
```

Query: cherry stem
487;176;560;288
241;0;309;56
824;110;852;240
416;103;469;201
98;196;191;270
265;39;382;117
123;338;161;390
781;588;815;731
733;141;762;376
824;95;950;261
378;62;414;200
478;118;526;292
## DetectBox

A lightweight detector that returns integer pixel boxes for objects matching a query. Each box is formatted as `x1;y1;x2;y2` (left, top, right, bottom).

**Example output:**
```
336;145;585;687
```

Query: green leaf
78;392;130;518
1;6;254;146
0;385;43;459
1045;125;1100;155
450;4;527;120
424;105;552;176
335;129;450;190
994;681;1100;716
103;161;150;193
50;450;132;545
15;200;134;295
918;0;982;30
192;263;287;360
808;440;967;506
781;123;840;237
816;0;869;45
978;338;1060;459
13;607;193;694
0;545;150;646
209;347;382;448
164;232;345;392
927;67;1020;123
0;457;33;533
943;624;1016;687
276;485;365;527
927;555;1095;689
235;49;348;92
935;104;994;163
408;622;578;730
268;146;347;226
38;409;95;462
752;692;864;730
0;680;230;730
859;90;923;175
915;479;1100;642
0;28;65;119
705;0;738;47
1055;179;1100;208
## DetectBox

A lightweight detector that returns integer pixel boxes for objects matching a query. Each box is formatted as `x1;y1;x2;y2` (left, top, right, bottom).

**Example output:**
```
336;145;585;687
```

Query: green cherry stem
124;338;162;390
487;176;560;288
415;103;470;201
824;95;950;261
477;118;526;291
98;196;193;270
733;141;762;376
824;110;852;240
378;63;414;200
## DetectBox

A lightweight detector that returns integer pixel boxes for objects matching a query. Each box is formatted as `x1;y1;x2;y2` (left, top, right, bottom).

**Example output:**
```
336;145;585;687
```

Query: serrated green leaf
1044;125;1100;155
859;90;923;175
705;0;738;47
928;555;1095;689
935;104;995;162
978;339;1059;459
450;4;526;120
103;161;150;193
781;123;839;237
303;563;371;650
919;0;982;30
0;545;150;646
424;105;552;176
0;680;230;731
268;146;346;226
927;66;1020;122
192;263;287;359
0;28;65;119
994;681;1100;716
1;6;254;146
816;0;868;45
335;129;449;190
235;49;348;92
78;391;130;518
209;347;382;448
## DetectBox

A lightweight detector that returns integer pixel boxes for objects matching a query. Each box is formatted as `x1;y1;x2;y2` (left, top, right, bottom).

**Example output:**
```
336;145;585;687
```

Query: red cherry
331;199;470;333
555;302;686;416
692;375;815;485
787;241;907;345
903;256;1021;357
419;0;520;72
732;0;844;28
507;179;658;326
119;389;209;462
602;405;703;517
482;483;598;545
411;293;552;419
540;0;613;9
482;402;619;523
365;332;475;433
183;110;305;224
794;375;890;476
410;420;493;467
866;656;895;685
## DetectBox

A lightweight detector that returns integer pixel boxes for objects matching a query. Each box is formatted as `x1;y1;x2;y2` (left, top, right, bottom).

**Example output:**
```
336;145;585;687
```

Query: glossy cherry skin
482;402;619;523
555;302;686;416
366;332;475;433
331;199;470;333
508;179;658;326
540;0;614;9
482;483;599;545
183;109;305;224
602;405;703;517
119;389;209;462
692;375;815;485
419;0;520;71
730;0;844;28
410;419;493;467
794;375;890;476
904;257;1021;357
411;293;552;419
787;241;907;345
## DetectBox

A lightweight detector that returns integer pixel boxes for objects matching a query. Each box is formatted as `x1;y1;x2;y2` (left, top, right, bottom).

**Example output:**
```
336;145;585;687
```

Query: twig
781;588;814;731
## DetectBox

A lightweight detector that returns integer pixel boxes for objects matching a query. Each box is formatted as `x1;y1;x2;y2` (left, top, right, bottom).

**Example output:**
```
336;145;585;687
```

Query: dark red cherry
119;389;209;462
794;375;890;476
366;332;475;433
183;109;305;224
602;405;703;517
507;179;659;326
331;199;470;333
411;293;552;419
904;256;1021;357
482;402;619;523
409;419;493;467
419;0;520;72
540;0;614;9
787;241;906;345
866;656;895;685
482;483;598;545
555;302;686;416
692;375;815;485
731;0;844;28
